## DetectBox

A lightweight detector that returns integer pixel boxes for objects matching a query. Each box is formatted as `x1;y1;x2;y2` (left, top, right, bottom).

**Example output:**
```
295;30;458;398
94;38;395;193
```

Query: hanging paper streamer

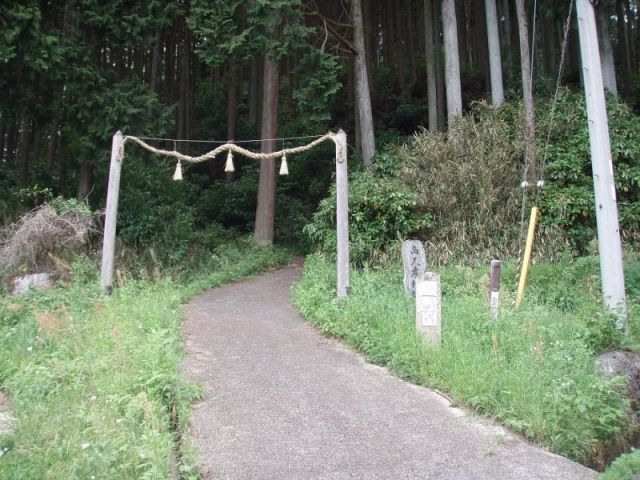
173;160;183;181
279;153;289;175
225;150;235;172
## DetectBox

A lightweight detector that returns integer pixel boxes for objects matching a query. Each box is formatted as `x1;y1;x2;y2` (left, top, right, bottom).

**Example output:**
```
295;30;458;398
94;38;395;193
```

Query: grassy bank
0;239;289;479
292;254;640;469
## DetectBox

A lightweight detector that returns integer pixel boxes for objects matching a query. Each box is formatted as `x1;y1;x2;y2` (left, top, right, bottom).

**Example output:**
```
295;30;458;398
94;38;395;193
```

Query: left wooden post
101;131;124;294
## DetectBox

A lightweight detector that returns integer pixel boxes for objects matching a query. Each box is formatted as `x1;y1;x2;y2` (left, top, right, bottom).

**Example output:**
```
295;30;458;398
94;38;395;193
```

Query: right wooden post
335;130;350;297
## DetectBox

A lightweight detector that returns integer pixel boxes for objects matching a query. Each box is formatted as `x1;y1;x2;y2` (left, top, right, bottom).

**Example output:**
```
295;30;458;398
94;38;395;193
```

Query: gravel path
183;264;596;480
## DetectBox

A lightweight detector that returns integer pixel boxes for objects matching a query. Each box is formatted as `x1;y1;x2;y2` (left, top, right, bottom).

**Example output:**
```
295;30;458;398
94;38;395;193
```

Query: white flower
81;443;91;450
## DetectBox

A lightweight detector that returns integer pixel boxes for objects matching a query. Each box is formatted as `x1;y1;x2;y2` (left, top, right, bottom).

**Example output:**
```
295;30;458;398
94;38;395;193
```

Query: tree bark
0;117;5;163
485;0;504;106
226;67;238;182
46;124;58;168
515;0;536;183
254;58;279;246
17;115;30;187
435;0;447;130
150;31;161;93
353;0;376;168
501;0;514;84
424;0;439;131
77;162;94;203
249;58;259;125
615;0;632;95
597;4;618;95
406;0;418;92
442;0;463;124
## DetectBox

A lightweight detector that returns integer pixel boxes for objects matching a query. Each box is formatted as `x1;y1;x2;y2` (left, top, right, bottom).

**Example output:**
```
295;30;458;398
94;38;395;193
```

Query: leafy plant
305;158;429;266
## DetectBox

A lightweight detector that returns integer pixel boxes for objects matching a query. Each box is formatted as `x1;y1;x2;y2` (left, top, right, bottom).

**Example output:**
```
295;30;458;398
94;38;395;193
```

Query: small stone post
402;240;427;294
335;129;350;297
490;260;501;319
416;272;441;347
101;131;124;294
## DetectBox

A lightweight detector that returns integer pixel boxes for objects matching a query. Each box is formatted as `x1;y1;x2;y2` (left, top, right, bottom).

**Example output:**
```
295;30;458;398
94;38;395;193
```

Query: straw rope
120;132;339;163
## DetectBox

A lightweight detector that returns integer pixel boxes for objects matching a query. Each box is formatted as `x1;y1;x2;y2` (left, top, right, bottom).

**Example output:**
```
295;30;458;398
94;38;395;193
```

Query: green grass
0;239;289;479
292;254;640;468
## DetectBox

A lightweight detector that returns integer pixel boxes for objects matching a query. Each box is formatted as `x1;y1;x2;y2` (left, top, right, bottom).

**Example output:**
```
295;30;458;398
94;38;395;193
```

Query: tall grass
0;239;289;479
292;254;640;468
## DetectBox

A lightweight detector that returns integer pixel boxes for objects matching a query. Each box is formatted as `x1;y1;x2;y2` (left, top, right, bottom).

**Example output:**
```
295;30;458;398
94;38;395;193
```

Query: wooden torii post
100;130;350;298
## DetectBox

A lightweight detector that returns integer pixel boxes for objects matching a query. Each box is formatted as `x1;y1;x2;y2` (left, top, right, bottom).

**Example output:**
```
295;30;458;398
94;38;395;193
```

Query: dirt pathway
183;264;596;480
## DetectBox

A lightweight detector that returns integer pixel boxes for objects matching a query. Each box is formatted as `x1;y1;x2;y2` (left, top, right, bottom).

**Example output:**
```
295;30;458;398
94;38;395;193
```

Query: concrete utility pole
485;0;504;106
576;0;627;328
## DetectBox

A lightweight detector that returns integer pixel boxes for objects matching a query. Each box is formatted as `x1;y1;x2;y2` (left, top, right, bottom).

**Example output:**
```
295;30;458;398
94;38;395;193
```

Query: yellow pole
515;207;539;308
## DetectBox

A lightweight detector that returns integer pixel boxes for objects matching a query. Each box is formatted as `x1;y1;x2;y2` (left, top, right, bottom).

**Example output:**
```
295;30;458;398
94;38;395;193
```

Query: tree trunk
150;32;161;93
253;58;279;246
442;0;463;124
77;162;94;203
353;0;376;168
485;0;504;106
406;0;418;92
17;116;30;187
0;117;5;163
46;124;58;168
515;0;536;183
435;0;447;130
424;0;439;131
6;123;17;166
501;0;514;84
249;58;259;125
226;67;238;181
597;4;618;95
615;0;632;95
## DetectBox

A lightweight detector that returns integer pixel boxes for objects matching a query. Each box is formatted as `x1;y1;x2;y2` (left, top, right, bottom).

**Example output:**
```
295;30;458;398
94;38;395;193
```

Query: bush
304;155;429;265
393;102;524;263
536;90;640;253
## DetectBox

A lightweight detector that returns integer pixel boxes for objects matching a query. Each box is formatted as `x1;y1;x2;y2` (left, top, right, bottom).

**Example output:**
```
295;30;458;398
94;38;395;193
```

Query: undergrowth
292;254;640;469
0;239;289;479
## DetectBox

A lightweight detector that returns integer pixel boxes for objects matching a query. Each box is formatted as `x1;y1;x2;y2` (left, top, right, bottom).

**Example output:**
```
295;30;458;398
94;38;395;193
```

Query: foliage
305;153;429;266
536;90;640;252
0;239;290;479
393;103;524;263
292;255;640;468
601;449;640;480
189;0;314;64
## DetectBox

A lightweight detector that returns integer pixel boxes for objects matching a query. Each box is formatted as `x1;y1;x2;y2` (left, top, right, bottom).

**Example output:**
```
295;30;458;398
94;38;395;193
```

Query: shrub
536;90;640;253
304;157;429;266
393;102;524;263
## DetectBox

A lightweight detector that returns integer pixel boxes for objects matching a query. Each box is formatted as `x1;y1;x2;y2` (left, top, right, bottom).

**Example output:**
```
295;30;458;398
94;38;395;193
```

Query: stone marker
402;240;427;294
12;273;53;296
416;272;441;347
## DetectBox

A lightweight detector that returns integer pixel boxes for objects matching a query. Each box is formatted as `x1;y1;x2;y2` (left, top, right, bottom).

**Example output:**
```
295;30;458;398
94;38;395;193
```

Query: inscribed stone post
416;272;441;347
402;240;427;294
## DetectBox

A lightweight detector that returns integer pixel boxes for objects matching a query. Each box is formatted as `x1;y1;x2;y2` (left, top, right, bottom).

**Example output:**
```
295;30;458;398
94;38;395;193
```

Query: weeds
292;254;639;468
0;239;289;479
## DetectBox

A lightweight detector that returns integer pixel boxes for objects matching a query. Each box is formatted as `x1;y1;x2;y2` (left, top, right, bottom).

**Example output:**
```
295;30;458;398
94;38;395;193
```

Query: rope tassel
173;160;183;181
279;153;289;176
225;150;235;172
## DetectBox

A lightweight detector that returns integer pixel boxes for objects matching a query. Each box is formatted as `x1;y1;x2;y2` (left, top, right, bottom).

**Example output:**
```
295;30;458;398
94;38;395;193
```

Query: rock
0;390;14;437
12;273;53;296
401;240;427;294
597;350;640;409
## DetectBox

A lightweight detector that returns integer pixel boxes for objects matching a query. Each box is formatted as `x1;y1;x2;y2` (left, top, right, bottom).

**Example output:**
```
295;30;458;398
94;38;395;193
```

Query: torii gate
100;130;349;297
